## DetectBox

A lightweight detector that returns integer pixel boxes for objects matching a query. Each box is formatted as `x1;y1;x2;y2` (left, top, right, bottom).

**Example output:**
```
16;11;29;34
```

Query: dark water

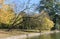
28;33;60;39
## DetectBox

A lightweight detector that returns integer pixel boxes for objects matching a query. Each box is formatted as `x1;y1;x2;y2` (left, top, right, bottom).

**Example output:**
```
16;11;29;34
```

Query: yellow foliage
39;10;54;30
0;4;15;24
41;17;54;29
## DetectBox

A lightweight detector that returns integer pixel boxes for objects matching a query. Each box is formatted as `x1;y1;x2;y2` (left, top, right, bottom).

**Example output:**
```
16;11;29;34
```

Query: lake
27;32;60;39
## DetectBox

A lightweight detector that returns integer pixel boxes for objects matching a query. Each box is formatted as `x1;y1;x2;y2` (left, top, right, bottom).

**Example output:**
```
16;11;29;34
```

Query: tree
37;0;60;19
12;12;26;29
0;4;16;28
8;0;34;29
36;0;60;30
32;10;54;31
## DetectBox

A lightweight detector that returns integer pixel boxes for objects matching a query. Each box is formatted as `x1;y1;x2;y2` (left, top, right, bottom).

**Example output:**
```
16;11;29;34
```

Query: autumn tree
12;12;26;29
0;4;16;28
31;10;54;32
39;11;54;31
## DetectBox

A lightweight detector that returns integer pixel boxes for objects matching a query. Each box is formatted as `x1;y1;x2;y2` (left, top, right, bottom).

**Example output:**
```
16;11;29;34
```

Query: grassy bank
0;29;59;38
0;30;59;39
0;29;27;38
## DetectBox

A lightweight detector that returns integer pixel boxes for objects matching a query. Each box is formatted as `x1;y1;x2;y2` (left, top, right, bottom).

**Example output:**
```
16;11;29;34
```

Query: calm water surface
27;32;60;39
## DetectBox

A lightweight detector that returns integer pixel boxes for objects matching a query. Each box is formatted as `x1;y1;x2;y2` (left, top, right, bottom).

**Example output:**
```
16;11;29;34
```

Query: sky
4;0;40;14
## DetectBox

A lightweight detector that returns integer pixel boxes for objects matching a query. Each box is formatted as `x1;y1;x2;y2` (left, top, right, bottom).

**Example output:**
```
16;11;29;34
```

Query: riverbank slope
0;30;60;39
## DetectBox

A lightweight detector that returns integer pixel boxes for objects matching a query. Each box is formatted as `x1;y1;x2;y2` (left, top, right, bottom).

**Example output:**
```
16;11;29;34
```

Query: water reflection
29;33;60;39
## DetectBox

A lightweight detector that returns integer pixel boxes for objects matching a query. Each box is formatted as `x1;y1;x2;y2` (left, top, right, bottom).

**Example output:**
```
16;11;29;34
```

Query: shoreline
0;30;60;39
